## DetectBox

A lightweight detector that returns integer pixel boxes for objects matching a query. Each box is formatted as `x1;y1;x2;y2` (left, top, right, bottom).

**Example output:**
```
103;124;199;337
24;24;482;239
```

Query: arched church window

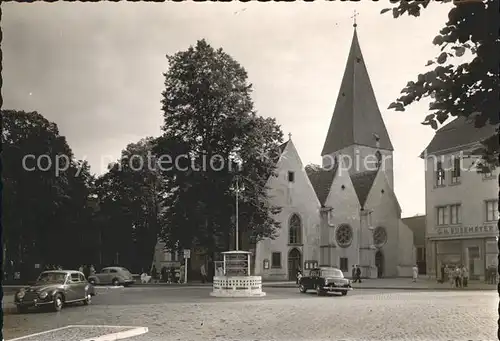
375;151;382;169
335;224;353;248
373;226;388;248
289;214;302;244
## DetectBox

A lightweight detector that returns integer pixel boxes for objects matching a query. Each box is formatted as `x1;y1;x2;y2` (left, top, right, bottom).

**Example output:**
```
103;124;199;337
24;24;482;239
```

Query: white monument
210;250;265;297
210;175;265;297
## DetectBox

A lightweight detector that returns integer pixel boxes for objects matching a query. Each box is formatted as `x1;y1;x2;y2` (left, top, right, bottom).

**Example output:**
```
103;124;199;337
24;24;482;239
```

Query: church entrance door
288;248;302;281
375;250;384;278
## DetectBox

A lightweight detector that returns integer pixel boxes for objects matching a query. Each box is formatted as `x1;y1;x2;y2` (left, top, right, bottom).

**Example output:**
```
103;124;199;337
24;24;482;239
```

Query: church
254;26;416;281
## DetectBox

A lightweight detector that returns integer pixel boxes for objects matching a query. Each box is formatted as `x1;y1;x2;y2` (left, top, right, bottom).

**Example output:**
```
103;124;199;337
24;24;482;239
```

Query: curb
264;284;496;291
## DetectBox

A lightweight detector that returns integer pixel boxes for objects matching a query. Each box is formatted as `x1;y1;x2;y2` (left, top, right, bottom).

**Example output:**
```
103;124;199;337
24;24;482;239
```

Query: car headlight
16;290;25;299
324;278;328;285
39;291;48;299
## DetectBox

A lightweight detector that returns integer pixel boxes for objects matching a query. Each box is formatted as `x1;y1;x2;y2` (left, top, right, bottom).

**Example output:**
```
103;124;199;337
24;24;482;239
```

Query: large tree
385;0;499;168
154;39;283;259
2;110;93;276
94;137;165;272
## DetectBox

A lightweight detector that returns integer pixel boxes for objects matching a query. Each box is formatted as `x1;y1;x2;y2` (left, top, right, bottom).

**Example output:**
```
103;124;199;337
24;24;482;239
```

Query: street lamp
230;176;245;251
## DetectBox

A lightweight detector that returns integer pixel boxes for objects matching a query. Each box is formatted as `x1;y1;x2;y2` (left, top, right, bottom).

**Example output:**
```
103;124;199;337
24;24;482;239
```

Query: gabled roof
271;140;289;164
350;170;379;209
402;215;426;246
420;116;498;157
321;28;393;156
306;162;339;207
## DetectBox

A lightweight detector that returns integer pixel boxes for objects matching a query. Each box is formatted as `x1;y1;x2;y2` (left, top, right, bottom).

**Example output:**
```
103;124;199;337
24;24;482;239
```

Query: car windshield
36;272;66;284
321;269;344;278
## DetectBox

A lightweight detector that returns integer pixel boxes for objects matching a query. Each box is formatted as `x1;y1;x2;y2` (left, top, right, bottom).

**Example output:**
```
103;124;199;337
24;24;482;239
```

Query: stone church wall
255;141;321;281
322;161;361;276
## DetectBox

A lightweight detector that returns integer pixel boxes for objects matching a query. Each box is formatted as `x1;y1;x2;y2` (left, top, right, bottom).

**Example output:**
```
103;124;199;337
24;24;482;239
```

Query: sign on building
437;225;495;236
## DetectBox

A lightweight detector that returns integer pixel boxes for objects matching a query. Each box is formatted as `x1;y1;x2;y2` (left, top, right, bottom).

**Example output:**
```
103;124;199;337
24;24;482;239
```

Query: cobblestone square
3;288;497;341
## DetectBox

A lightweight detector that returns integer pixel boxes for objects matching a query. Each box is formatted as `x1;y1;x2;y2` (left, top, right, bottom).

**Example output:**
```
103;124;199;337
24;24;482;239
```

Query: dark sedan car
299;267;353;296
14;270;96;313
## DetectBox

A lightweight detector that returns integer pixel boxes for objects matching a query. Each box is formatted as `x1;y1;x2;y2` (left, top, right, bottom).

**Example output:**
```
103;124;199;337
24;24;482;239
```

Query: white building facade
422;117;499;280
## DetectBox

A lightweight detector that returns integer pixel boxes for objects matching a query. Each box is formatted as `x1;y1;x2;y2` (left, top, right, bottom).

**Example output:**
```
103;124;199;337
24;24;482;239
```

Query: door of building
288;248;301;281
375;251;384;278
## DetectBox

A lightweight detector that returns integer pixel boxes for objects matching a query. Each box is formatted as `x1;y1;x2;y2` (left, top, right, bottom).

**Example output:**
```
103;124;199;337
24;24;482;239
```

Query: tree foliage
384;0;499;167
2;110;94;276
94;137;165;272
154;39;283;257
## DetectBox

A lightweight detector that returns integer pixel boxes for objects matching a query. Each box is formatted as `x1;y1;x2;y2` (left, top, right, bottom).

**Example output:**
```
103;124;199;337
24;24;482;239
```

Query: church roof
306;162;339;207
420;116;498;157
271;141;289;164
321;28;393;156
350;170;378;209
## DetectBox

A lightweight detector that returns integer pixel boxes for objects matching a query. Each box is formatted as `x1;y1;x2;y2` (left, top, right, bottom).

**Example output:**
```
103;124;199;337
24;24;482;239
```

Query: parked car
14;270;95;313
298;267;353;296
88;266;134;286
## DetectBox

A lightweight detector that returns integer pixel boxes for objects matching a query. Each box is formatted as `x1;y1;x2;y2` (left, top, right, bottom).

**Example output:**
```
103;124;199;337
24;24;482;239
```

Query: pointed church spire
321;26;394;156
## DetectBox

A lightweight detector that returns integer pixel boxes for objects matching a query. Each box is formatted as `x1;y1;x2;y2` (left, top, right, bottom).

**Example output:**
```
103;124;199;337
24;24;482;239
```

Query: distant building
421;116;498;280
402;215;426;275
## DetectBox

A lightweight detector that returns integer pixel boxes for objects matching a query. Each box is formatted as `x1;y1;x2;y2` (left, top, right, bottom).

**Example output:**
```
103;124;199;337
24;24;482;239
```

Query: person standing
351;265;356;281
461;265;469;287
151;265;158;283
455;266;462;288
440;264;445;284
78;265;84;273
200;264;207;284
89;264;96;276
412;264;418;283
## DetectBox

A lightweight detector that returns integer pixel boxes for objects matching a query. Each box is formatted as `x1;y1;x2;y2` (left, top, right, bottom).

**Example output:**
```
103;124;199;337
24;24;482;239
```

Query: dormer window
288;171;295;183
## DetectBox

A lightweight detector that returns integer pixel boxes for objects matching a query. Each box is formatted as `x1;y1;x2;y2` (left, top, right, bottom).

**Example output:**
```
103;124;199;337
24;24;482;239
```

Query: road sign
183;249;191;259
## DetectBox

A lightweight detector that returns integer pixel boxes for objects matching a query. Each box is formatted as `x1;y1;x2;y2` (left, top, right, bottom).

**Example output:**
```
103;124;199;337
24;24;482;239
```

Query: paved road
4;286;498;341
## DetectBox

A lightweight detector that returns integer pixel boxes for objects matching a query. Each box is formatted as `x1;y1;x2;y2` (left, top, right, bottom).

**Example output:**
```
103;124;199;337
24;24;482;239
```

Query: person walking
461;265;469;287
200;264;207;284
355;265;362;283
412;264;418;283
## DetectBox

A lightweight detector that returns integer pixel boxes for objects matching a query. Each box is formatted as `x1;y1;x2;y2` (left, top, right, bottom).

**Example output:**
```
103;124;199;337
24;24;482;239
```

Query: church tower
321;25;394;190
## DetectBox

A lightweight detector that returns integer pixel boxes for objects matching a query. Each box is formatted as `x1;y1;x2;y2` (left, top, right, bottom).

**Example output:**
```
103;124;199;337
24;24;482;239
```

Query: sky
3;2;453;217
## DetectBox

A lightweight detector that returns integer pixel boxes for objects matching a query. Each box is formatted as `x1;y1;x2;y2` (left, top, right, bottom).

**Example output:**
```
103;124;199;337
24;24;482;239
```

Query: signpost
183;249;190;284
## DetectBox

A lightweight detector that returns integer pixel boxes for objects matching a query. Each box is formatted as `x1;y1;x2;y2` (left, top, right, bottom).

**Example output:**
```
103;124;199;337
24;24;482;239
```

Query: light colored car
88;266;134;287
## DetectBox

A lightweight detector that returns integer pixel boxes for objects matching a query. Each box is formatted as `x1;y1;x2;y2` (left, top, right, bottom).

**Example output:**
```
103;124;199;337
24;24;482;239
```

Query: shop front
430;235;497;281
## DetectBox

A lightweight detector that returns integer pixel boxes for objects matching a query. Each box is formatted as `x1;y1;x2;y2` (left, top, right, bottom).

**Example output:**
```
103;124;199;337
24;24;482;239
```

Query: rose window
335;224;353;248
373;226;388;248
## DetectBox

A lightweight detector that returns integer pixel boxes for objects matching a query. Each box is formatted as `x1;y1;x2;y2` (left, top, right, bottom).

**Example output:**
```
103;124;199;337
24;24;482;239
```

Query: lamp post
230;176;245;251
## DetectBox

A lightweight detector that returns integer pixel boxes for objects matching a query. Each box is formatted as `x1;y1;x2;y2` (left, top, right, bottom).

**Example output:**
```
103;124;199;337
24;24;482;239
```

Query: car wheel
16;306;27;314
83;293;92;305
53;294;63;312
299;284;307;293
112;278;120;286
341;291;348;296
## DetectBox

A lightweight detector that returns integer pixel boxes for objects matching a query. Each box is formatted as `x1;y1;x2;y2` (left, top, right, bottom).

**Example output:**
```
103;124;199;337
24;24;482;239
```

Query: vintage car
88;266;134;286
14;270;96;313
298;267;353;296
